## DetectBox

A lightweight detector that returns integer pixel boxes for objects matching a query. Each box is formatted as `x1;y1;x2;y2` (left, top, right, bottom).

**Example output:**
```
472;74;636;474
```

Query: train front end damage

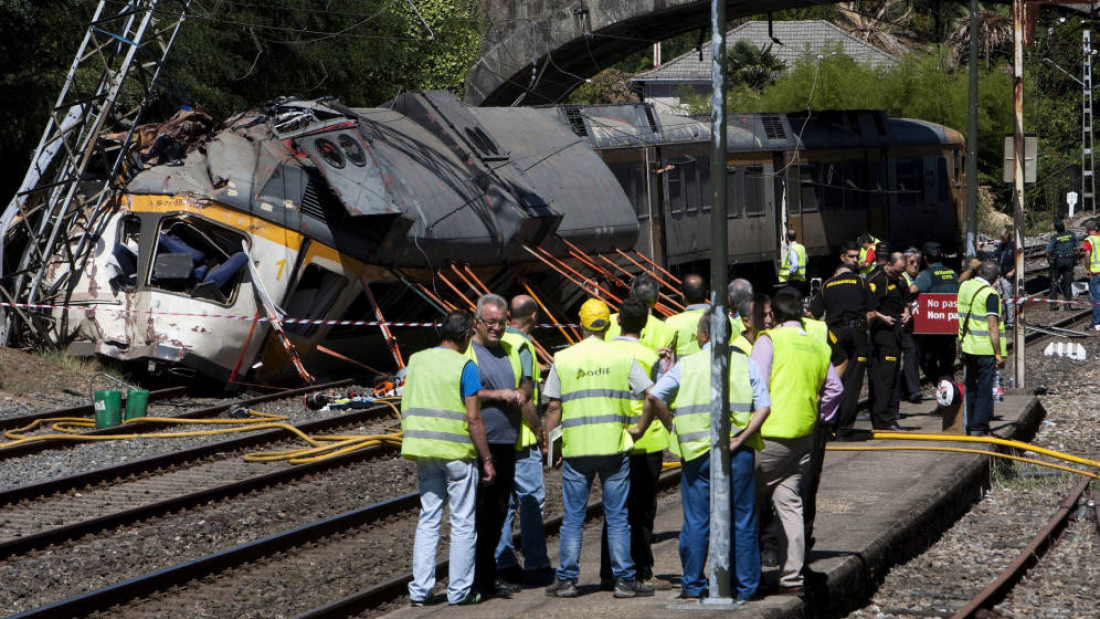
52;93;639;383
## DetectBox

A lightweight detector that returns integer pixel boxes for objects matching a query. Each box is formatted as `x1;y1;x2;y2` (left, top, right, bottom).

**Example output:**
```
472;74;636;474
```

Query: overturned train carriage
50;92;963;384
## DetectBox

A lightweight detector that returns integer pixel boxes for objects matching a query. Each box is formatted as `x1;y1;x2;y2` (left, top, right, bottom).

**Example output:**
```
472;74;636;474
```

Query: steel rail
9;492;422;619
0;385;187;432
0;439;395;561
292;469;684;619
0;378;353;461
950;477;1092;619
0;390;389;507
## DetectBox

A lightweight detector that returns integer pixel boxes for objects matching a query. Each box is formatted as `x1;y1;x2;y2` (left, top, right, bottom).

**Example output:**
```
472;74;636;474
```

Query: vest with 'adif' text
554;337;637;457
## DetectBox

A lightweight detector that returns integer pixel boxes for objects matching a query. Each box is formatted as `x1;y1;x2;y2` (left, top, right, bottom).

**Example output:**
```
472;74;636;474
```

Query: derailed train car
47;92;963;384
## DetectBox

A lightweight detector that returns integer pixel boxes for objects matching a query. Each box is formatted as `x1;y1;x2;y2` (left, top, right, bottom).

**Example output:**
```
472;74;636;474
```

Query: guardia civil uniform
956;277;1005;435
402;346;483;605
542;335;654;585
650;344;771;600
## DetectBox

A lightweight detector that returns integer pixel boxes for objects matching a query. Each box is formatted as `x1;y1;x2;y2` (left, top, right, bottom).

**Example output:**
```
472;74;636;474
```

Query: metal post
1083;29;1095;213
966;0;980;258
705;0;732;603
1013;0;1026;389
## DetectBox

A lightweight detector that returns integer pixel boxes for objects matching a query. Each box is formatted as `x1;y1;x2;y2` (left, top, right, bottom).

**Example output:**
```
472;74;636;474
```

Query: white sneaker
1093;324;1100;332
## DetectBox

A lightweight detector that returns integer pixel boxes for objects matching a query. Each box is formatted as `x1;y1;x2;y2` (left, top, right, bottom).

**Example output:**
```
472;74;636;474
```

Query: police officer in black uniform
866;252;910;430
1046;220;1078;309
910;242;959;388
810;240;870;440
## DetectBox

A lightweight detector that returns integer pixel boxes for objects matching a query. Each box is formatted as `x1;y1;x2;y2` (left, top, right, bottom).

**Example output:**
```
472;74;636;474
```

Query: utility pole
1013;0;1027;389
1083;28;1095;213
705;0;733;604
966;0;980;258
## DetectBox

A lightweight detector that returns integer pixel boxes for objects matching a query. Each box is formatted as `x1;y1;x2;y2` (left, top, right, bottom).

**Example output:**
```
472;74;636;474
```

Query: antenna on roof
767;12;784;46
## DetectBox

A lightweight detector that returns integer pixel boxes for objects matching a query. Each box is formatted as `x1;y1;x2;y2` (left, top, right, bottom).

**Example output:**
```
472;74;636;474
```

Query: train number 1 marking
275;259;286;281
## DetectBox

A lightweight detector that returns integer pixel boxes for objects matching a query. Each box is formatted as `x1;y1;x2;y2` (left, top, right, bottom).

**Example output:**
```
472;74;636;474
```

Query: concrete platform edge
805;397;1046;618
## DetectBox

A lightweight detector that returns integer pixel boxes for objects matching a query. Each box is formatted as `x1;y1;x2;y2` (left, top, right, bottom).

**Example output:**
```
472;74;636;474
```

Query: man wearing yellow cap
543;298;657;599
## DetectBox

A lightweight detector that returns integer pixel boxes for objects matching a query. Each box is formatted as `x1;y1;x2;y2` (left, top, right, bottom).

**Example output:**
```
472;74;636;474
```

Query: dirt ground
0;346;95;402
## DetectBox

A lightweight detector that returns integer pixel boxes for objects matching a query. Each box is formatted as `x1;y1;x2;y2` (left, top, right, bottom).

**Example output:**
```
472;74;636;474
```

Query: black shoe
907;394;923;404
677;589;706;599
761;547;780;568
545;579;579;598
614;578;655;598
523;567;555;587
498;564;524;584
493;579;522;595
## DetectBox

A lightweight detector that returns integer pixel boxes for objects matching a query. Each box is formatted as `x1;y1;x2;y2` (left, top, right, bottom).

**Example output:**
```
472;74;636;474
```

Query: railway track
0;399;401;559
0;380;355;461
8;465;678;618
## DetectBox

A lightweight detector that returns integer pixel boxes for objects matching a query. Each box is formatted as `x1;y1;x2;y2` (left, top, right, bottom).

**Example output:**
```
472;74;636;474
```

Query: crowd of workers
396;219;1100;607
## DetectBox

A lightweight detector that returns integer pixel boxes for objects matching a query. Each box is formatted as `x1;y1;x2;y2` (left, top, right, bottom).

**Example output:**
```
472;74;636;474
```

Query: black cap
922;241;942;255
875;241;891;255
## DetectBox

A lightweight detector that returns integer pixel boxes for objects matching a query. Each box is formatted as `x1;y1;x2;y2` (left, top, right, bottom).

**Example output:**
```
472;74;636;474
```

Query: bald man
495;294;553;586
664;274;710;357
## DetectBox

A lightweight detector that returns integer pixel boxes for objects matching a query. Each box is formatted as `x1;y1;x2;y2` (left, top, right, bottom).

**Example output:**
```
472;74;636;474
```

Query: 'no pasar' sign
912;293;959;335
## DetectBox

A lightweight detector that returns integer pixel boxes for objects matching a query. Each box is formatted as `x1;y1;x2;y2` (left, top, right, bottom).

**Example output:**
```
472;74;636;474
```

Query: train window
149;217;249;305
314;138;345;169
745;166;765;217
726;168;742;218
666;161;685;216
843;160;867;210
284;264;347;337
896;157;923;206
609;162;644;219
683;159;700;215
819;163;843;210
800;164;819;212
698;157;711;212
936;157;950;204
338;134;367;167
108;216;142;291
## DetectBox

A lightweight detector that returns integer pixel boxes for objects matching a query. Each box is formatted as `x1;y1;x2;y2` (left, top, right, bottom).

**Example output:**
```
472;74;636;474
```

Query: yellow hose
868;432;1100;470
827;444;1098;479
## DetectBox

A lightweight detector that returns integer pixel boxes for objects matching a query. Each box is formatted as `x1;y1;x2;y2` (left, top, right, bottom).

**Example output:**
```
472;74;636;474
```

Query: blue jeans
558;454;632;581
728;444;760;600
495;444;550;571
963;354;996;434
409;458;478;604
679;447;760;600
1090;274;1100;326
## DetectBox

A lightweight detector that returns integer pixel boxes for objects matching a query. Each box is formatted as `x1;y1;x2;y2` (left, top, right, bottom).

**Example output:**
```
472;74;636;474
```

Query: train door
726;159;775;264
660;146;711;266
257;241;361;382
605;147;662;265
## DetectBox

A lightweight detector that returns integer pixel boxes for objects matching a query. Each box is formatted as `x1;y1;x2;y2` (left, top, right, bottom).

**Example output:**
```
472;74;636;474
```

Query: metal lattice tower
0;0;191;346
1084;29;1095;213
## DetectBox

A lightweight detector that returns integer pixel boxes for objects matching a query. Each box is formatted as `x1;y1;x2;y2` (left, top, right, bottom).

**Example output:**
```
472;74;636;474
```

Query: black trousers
832;324;867;435
918;334;956;383
474;443;517;593
893;325;921;406
869;328;900;429
600;451;664;580
1050;263;1074;303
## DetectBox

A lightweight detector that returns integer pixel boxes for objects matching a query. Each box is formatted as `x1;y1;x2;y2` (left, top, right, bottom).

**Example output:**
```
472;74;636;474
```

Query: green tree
727;41;784;91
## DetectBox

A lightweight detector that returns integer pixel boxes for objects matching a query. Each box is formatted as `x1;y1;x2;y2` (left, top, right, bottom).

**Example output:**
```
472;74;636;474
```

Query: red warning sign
912;293;959;335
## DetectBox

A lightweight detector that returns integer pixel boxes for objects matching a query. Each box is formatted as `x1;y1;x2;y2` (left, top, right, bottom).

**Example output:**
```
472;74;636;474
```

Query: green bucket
94;390;122;429
125;389;150;421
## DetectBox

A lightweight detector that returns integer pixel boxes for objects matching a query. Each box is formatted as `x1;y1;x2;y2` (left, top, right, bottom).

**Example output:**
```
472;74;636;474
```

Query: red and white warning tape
0;301;581;329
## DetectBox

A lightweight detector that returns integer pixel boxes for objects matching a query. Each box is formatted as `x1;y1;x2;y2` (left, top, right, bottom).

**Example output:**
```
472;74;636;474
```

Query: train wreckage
0;91;964;386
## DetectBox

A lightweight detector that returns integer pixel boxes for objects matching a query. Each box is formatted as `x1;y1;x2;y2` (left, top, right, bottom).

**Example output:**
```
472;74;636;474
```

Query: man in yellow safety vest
604;275;674;350
543;298;657;599
778;227;808;296
647;307;771;603
402;310;495;606
1082;219;1100;330
956;260;1005;436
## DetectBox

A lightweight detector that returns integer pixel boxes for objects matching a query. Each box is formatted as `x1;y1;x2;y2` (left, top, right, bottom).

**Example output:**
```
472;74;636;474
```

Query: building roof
634;20;899;83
